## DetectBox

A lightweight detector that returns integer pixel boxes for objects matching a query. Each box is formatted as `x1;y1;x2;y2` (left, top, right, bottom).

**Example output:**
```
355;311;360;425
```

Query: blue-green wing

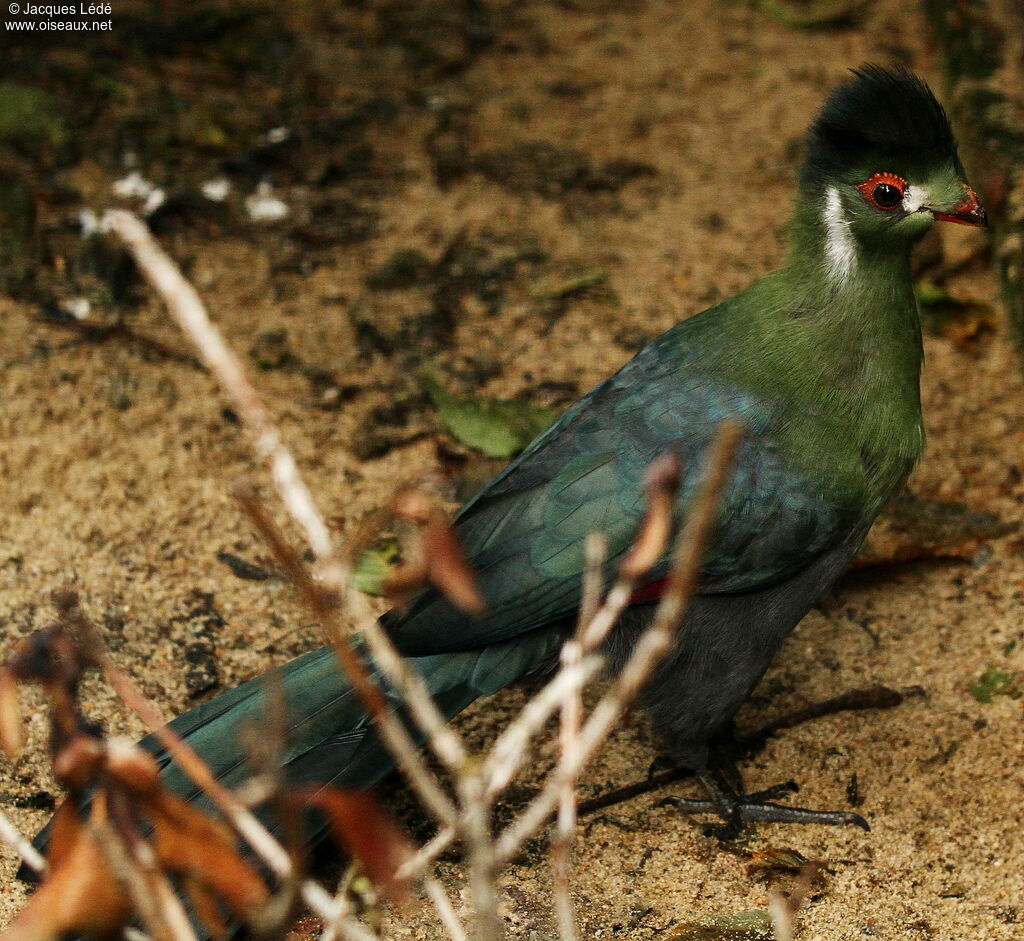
390;323;860;655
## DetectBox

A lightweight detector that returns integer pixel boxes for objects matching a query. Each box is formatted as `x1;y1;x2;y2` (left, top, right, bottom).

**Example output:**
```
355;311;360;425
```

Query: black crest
802;65;960;186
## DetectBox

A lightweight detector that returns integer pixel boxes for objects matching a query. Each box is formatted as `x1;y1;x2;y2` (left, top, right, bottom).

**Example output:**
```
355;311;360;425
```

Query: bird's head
799;65;986;249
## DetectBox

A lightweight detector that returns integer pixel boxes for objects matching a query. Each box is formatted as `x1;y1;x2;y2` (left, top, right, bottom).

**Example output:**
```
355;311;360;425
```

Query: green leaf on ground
530;267;607;301
352;537;402;596
756;0;873;28
424;375;556;458
969;666;1017;704
0;81;67;146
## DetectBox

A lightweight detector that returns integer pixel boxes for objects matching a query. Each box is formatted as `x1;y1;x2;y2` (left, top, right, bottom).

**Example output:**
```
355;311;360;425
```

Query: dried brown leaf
46;797;83;871
0;667;23;760
183;874;231;939
105;737;162;797
1;801;132;941
306;789;414;901
51;734;105;791
422;513;487;615
148;791;269;918
7;624;86;747
385;492;487;613
620;454;682;580
745;846;811;878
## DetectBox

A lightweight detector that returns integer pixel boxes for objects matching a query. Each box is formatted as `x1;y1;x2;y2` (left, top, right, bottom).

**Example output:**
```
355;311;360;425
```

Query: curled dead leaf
620;454;682;580
51;734;105;791
305;789;414;901
2;799;133;941
0;667;23;760
385;490;487;614
745;846;811;878
147;790;269;918
422;512;487;615
105;737;162;797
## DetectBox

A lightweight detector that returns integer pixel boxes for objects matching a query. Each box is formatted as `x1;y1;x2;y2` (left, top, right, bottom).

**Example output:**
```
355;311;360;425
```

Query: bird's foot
660;768;869;840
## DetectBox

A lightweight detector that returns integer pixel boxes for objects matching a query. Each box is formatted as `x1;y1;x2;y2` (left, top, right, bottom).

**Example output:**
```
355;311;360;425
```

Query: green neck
718;187;927;505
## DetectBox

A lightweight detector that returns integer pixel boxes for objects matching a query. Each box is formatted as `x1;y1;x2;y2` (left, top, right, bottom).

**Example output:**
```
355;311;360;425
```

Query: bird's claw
660;769;869;840
746;780;800;803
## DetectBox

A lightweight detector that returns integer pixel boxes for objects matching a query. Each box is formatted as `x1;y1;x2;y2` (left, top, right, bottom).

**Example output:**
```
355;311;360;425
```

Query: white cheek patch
901;185;929;213
822;185;857;286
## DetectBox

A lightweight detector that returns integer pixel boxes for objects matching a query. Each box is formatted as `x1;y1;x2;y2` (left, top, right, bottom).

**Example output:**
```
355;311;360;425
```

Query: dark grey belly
605;533;864;769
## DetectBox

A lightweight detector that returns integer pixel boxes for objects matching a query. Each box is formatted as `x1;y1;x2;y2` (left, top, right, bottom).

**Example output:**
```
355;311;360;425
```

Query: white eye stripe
823;185;857;286
901;185;928;213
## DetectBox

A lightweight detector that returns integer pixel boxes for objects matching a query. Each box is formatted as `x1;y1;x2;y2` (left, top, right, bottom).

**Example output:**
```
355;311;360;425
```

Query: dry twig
0;807;47;878
495;422;742;865
0;211;743;941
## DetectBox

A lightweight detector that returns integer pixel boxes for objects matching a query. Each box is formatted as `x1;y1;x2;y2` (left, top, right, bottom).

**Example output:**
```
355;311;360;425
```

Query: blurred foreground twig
2;212;743;941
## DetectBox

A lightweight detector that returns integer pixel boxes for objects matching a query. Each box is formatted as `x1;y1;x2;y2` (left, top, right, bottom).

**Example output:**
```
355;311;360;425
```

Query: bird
37;65;989;858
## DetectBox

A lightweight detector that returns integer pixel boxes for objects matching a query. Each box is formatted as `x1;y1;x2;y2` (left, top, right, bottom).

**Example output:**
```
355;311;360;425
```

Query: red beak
932;187;987;227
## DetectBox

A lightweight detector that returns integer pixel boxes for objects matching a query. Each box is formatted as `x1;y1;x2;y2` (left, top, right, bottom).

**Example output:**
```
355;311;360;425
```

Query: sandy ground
2;1;1023;938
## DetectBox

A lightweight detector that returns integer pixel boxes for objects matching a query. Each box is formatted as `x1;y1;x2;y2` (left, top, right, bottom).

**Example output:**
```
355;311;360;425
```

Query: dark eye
872;183;902;209
856;172;907;211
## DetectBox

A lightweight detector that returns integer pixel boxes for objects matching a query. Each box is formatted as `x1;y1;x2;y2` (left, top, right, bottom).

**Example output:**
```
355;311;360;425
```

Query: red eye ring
857;172;907;211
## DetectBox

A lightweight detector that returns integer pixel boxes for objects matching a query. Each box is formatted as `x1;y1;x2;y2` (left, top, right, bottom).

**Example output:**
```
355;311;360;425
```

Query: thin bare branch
302;880;379;941
0;805;47;877
103;789;199;941
100;210;336;564
234;487;460;828
550;536;606;941
494;422;742;865
98;211;471;938
98;211;462;829
482;654;603;801
552;636;582;941
458;774;500;941
578;533;607;641
423;876;469;941
394;826;457;883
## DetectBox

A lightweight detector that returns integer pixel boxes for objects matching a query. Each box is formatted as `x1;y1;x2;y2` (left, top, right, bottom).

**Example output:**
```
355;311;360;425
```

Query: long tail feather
30;629;562;864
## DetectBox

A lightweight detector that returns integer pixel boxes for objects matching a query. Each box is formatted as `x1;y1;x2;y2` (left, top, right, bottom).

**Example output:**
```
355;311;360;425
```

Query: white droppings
112;172;165;216
78;208;100;237
245;182;289;222
142;188;166;215
262;126;291;145
60;297;91;320
113;171;153;199
201;177;232;202
822;185;857;286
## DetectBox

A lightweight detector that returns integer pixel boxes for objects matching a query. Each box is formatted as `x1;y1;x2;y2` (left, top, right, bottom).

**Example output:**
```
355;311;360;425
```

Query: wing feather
389;317;861;655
